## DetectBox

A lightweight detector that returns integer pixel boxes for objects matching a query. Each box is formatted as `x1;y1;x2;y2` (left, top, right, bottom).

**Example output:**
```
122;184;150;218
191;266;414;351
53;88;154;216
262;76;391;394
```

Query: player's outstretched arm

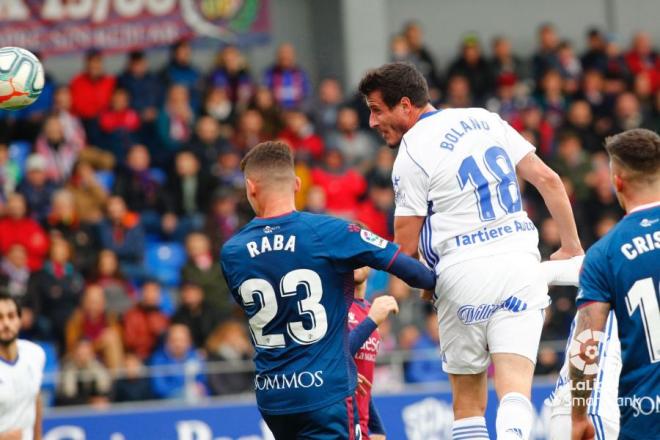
386;251;436;291
394;216;425;259
34;395;42;440
516;152;584;260
569;301;610;440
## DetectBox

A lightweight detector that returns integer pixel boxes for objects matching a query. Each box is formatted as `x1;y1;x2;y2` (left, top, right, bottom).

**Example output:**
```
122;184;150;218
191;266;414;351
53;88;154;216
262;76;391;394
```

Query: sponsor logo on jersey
640;218;659;227
348;311;358;325
569;329;606;375
254;370;324;391
263;225;280;234
360;229;387;249
457;295;528;325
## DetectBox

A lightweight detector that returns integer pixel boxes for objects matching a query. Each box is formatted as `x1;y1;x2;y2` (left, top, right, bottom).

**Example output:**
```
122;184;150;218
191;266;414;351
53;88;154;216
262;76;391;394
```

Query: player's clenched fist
368;295;399;325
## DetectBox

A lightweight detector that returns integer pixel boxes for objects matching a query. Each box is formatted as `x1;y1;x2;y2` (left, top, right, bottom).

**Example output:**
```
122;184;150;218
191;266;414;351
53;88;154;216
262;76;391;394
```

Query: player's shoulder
17;339;45;363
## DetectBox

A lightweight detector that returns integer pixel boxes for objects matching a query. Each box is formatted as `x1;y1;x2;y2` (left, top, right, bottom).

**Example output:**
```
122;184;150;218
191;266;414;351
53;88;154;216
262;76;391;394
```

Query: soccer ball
0;47;44;111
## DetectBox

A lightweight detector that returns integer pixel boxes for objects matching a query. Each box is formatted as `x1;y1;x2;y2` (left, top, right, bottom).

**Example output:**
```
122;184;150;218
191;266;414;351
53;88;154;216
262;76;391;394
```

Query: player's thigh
263;396;361;440
449;371;488;418
488;309;544;398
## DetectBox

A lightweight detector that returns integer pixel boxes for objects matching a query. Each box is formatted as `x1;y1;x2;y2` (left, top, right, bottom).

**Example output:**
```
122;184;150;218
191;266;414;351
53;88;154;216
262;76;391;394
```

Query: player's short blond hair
605;128;660;183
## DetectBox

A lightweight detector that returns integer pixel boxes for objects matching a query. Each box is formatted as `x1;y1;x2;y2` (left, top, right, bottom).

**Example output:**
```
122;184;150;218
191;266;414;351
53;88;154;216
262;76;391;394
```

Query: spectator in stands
202;87;234;127
0;192;48;271
560;100;601;153
205;320;254;396
278;110;324;162
57;339;112;406
485;73;524;123
34;115;84;184
624;31;659;80
122;280;169;361
612;92;652;132
313;78;345;136
251;86;284;138
539;218;562;259
211;146;244;190
0;244;29;299
304;185;327;214
0;143;19;200
580;28;608;73
26;236;84;348
187;116;229;173
207;45;254;111
116;50;161;123
489;35;526;85
535;346;561;375
98;196;145;280
52;86;87;150
556;41;582;94
155;85;195;164
162;151;213;240
65;284;124;371
112;352;154;402
532;23;561;80
112;144;163;234
150;323;207;400
356;183;394;241
576;69;610;119
181;232;231;318
264;43;311;110
403;21;442;94
447;35;492;102
66;160;108;224
161;39;202;110
511;102;555;158
91;249;135;315
390;34;414;64
443;74;474;108
365;147;395;190
204;189;240;257
311;148;367;217
537;69;567;128
404;309;447;383
550;132;592;201
325;107;378;170
46;189;100;277
99;88;141;157
69;49;116;144
17;154;57;225
171;281;224;349
230;108;269;152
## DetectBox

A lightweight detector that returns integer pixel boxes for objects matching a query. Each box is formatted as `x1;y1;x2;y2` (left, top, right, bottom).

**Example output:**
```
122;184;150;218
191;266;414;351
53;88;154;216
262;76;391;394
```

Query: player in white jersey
0;292;45;440
541;257;622;440
359;62;584;440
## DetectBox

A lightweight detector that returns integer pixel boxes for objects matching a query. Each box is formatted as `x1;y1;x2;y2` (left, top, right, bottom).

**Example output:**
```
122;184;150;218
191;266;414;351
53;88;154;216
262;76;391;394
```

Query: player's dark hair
240;141;295;180
0;292;21;318
605;128;660;181
358;62;430;109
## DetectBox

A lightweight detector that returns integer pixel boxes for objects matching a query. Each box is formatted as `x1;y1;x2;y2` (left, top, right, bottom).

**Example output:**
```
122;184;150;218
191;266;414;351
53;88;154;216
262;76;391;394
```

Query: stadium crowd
0;22;659;406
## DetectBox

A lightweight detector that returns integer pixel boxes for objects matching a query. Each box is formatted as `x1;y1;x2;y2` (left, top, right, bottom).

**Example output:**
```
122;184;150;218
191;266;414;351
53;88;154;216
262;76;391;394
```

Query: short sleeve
576;245;612;307
315;217;400;271
393;139;429;217
497;114;536;164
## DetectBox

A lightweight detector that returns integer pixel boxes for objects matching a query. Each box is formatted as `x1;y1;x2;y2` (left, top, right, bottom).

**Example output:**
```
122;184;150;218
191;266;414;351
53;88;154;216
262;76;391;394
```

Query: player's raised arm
516;151;583;260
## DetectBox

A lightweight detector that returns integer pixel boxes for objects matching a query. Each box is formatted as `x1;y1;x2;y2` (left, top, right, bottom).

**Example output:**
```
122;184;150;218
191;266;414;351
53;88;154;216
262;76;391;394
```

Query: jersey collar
418;110;440;121
628;200;660;214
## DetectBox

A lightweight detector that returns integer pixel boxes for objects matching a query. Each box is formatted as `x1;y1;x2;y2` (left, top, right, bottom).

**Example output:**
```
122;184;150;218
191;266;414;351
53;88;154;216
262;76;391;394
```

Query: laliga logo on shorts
569;329;605;374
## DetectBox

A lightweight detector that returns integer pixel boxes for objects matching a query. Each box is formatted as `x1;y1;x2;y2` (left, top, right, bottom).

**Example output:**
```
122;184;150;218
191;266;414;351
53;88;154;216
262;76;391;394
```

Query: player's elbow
532;166;563;194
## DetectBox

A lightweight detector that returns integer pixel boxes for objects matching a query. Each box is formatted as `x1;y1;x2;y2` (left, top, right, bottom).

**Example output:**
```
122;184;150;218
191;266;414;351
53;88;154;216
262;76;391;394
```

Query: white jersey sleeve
393;139;430;217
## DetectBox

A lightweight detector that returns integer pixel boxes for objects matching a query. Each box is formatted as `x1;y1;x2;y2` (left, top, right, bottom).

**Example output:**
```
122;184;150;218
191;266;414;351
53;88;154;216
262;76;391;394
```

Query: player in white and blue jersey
220;142;437;440
570;128;660;440
541;257;622;440
359;62;584;440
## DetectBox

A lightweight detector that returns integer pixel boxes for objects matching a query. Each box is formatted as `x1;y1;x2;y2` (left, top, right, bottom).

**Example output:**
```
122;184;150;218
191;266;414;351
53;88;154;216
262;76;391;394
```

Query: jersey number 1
457;146;522;221
239;269;328;349
626;277;660;363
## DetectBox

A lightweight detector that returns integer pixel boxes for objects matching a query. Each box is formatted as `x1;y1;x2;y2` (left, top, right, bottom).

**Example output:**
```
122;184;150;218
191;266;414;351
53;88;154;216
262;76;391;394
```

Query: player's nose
369;112;378;128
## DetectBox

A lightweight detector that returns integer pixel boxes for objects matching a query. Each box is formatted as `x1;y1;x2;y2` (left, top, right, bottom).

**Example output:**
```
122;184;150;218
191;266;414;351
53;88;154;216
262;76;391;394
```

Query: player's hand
420;289;434;302
571;414;595;440
550;245;584;261
0;429;23;440
356;373;372;396
368;295;399;325
370;435;386;440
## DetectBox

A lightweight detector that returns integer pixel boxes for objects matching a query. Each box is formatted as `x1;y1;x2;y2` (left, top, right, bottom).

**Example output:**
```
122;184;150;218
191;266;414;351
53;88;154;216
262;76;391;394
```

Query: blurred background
0;0;658;438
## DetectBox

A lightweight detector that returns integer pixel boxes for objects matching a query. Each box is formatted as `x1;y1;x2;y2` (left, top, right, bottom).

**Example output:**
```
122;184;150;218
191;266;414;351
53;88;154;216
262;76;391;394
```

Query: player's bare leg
449;372;489;439
492;352;536;439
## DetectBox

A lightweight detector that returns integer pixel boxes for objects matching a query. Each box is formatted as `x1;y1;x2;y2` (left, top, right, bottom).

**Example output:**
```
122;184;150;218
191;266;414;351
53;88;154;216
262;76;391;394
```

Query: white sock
452;416;489;439
496;392;534;440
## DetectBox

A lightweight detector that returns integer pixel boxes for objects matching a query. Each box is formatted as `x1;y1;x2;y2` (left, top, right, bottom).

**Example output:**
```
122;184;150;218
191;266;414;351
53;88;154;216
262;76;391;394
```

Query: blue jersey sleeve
576;244;612;307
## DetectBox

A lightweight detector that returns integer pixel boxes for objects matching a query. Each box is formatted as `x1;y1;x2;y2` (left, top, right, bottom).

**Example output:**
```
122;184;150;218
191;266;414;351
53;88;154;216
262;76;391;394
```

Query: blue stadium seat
145;241;187;287
95;170;115;192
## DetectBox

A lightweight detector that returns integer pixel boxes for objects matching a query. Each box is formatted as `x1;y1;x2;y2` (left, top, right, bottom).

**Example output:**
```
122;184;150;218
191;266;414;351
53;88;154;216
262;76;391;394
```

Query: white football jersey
393;108;540;273
0;340;45;440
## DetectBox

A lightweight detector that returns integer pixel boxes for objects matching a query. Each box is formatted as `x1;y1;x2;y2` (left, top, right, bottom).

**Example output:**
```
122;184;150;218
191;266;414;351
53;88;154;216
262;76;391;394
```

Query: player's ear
400;96;412;113
246;177;257;197
294;176;301;193
613;173;624;193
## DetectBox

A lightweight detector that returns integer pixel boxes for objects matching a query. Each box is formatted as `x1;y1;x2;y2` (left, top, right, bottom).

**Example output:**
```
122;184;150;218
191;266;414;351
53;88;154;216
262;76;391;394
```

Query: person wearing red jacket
0;193;48;271
99;88;140;134
278;110;324;161
311;149;367;217
356;183;395;241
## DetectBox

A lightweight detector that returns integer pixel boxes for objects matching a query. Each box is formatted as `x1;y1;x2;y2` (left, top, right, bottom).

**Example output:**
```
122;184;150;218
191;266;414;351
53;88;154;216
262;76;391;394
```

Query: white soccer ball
0;47;44;111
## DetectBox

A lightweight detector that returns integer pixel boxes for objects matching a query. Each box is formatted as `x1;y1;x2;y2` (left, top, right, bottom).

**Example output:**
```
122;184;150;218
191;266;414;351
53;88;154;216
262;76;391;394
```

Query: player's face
0;300;20;346
366;91;411;148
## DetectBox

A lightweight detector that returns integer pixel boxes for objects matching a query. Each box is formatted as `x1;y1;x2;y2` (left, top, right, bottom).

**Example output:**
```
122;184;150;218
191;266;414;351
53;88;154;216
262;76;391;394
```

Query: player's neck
256;196;296;218
623;190;660;214
412;103;437;123
0;342;18;363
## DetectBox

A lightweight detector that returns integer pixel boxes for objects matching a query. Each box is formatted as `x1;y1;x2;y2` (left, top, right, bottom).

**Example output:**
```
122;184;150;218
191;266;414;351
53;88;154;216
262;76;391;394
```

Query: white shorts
434;253;549;374
548;413;619;440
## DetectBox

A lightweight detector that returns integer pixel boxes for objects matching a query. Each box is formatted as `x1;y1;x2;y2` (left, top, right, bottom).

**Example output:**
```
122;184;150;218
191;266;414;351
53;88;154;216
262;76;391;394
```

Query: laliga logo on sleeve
360;229;387;249
569;329;605;374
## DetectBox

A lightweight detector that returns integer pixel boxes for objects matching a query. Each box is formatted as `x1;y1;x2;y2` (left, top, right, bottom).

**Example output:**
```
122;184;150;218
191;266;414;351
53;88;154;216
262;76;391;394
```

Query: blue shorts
262;395;362;440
